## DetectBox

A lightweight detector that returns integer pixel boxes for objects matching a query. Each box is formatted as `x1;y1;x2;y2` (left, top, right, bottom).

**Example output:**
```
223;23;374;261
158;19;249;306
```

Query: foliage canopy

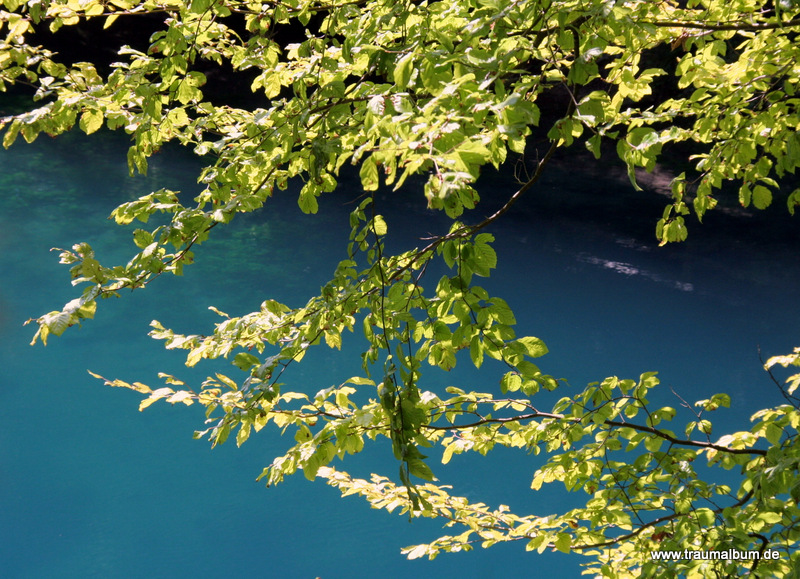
3;0;800;575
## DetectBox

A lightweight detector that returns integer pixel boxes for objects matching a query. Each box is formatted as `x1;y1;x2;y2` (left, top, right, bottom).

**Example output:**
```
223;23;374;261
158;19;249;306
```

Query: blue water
1;129;798;578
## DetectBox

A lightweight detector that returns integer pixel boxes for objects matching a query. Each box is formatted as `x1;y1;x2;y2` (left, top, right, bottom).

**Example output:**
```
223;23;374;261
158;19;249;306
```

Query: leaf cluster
4;0;800;575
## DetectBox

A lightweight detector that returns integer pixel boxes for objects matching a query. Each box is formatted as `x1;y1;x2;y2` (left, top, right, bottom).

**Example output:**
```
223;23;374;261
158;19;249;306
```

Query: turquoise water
1;130;798;577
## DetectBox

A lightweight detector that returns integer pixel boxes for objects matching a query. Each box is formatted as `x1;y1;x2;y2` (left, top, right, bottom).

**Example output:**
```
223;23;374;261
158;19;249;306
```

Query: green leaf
469;335;484;368
298;188;319;214
295;424;312;443
236;421;251;446
359;156;379;191
345;376;375;386
404;544;429;560
302;459;321;481
752;185;773;210
79;109;104;135
554;533;571;554
233;352;260;370
472;233;497;276
500;372;522;393
442;444;456;465
408;457;434;481
739;184;752;207
643;436;663;452
695;508;715;526
42;310;74;338
394;53;414;89
757;512;782;525
765;423;783;445
372;215;387;236
515;336;548;358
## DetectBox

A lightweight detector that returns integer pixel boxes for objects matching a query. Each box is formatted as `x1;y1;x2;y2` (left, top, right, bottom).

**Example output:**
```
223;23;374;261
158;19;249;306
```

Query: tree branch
640;16;800;32
423;408;768;456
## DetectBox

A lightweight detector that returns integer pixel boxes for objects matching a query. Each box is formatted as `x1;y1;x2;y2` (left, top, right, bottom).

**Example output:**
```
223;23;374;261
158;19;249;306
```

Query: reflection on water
574;251;695;292
2;132;799;578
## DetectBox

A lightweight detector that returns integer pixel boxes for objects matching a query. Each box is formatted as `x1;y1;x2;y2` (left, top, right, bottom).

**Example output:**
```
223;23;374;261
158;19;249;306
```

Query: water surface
1;130;798;577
